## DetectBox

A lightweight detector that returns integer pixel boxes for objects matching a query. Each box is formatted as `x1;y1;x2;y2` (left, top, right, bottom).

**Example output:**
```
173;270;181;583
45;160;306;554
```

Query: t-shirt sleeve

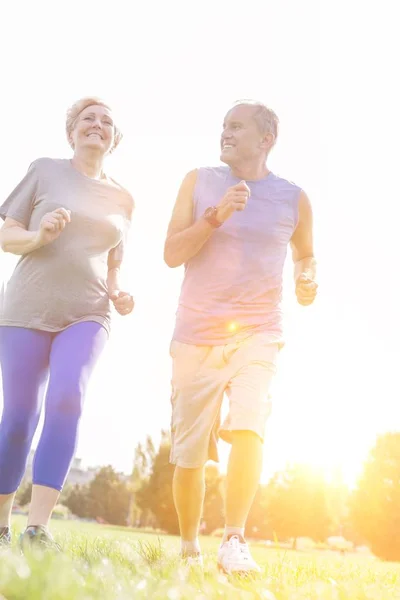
109;238;125;264
108;192;134;267
0;162;39;226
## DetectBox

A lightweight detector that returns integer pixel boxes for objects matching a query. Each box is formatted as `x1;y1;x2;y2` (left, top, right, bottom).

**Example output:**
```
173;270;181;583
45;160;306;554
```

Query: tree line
16;430;400;561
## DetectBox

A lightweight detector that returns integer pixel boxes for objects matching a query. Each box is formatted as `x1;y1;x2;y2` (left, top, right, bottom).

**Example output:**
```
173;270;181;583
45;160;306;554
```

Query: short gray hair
233;99;279;140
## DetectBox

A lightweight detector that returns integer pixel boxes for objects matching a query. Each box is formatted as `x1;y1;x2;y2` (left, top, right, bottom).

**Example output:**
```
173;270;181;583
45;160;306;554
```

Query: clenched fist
109;290;135;316
296;274;318;306
35;208;71;246
216;180;250;223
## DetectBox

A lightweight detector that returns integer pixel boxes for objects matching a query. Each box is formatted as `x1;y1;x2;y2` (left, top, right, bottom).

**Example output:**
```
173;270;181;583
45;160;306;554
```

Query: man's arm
290;190;317;305
163;170;216;268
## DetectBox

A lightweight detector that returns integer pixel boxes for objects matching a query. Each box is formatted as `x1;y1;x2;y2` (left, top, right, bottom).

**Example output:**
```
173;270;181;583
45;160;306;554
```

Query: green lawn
0;516;399;599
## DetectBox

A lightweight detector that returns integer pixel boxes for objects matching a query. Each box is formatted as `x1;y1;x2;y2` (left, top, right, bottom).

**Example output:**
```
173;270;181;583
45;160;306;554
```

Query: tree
202;464;224;534
266;464;332;548
137;430;178;534
127;436;157;528
246;484;275;540
59;484;74;506
87;466;131;526
350;432;400;561
325;467;350;536
15;482;32;506
64;484;90;519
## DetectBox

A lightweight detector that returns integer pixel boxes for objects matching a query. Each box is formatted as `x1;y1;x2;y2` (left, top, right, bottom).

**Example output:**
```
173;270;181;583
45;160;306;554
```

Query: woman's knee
0;414;34;446
46;382;84;419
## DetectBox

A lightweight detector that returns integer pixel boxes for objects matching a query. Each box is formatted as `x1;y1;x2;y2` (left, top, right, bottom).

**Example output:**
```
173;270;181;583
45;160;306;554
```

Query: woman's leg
0;327;51;526
28;321;107;526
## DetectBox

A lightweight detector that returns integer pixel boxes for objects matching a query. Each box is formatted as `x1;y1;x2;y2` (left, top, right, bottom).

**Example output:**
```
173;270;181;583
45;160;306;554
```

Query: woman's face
71;104;115;155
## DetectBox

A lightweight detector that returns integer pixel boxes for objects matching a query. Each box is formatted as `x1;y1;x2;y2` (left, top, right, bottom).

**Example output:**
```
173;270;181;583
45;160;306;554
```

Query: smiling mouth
87;133;103;140
222;144;234;150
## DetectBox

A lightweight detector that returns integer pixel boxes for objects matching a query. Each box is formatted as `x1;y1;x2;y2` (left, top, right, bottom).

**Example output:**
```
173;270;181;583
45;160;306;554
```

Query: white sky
0;0;399;486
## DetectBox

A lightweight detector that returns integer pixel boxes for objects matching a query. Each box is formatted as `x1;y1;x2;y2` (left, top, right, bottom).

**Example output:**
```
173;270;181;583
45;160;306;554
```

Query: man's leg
169;341;225;559
173;465;205;556
224;430;263;538
218;339;279;573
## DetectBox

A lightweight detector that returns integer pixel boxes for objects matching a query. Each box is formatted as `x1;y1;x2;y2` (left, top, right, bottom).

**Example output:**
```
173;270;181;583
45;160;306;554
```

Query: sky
0;0;399;487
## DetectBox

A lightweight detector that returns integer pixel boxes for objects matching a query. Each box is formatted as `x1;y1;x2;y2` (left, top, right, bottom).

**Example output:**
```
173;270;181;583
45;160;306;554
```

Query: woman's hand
35;208;71;246
109;290;135;315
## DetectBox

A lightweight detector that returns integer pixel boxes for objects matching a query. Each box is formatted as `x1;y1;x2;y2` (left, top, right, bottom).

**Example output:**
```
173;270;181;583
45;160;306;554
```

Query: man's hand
109;291;135;315
295;274;318;306
216;180;250;223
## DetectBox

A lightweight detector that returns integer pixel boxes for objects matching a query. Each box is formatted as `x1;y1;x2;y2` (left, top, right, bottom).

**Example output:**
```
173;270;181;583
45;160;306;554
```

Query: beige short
169;333;280;468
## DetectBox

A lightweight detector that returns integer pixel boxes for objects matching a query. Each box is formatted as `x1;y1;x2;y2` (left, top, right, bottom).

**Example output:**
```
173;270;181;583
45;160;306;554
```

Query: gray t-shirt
0;158;133;334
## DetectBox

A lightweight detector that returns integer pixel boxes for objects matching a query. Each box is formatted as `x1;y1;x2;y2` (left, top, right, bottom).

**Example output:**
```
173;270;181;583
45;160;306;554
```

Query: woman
0;97;134;549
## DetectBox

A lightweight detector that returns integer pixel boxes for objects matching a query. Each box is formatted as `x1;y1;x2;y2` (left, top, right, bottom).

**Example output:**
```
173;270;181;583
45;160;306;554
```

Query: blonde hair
65;97;123;153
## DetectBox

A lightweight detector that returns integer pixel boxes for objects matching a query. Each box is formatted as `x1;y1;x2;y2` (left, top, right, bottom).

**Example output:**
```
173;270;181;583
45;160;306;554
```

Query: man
164;100;317;574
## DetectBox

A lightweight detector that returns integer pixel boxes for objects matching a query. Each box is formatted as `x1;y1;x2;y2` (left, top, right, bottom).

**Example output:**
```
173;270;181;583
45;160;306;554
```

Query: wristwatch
203;206;222;228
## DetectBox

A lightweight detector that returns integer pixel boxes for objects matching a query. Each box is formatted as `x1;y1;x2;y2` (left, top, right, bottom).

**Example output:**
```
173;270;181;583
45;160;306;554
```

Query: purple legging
0;322;108;494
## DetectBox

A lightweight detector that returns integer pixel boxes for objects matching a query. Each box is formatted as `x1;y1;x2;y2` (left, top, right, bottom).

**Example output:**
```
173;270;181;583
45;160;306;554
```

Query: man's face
220;105;270;166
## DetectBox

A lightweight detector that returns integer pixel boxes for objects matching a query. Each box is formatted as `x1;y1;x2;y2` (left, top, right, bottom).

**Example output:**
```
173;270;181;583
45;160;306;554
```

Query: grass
0;517;399;599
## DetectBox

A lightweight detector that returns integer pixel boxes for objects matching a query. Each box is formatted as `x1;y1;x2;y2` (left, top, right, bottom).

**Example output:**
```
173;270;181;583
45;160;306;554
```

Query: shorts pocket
222;341;241;365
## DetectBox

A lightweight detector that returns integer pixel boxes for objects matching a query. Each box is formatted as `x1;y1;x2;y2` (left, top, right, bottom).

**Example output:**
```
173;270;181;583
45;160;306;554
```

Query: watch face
204;207;216;218
204;206;221;227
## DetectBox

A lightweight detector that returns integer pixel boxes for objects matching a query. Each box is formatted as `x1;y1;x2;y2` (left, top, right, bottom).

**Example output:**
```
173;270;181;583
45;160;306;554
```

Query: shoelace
228;535;244;548
227;536;247;552
226;535;252;561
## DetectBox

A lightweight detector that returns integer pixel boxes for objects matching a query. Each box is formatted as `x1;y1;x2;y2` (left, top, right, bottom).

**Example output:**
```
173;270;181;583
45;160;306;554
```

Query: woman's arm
107;251;134;316
0;208;71;256
0;218;42;255
107;264;121;297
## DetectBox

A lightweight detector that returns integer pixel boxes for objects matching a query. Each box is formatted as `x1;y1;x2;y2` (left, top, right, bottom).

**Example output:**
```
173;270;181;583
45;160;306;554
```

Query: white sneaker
218;535;261;575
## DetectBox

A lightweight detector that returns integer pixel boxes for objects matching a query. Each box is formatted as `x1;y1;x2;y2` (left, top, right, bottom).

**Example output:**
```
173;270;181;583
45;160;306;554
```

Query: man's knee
174;464;204;482
230;430;263;443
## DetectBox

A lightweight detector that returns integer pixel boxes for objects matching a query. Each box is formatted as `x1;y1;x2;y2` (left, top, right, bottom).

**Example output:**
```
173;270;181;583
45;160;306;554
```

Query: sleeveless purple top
173;166;301;345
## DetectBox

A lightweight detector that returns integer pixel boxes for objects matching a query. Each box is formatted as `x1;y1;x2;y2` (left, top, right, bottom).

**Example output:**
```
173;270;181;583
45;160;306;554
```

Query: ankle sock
181;538;201;556
222;526;245;545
